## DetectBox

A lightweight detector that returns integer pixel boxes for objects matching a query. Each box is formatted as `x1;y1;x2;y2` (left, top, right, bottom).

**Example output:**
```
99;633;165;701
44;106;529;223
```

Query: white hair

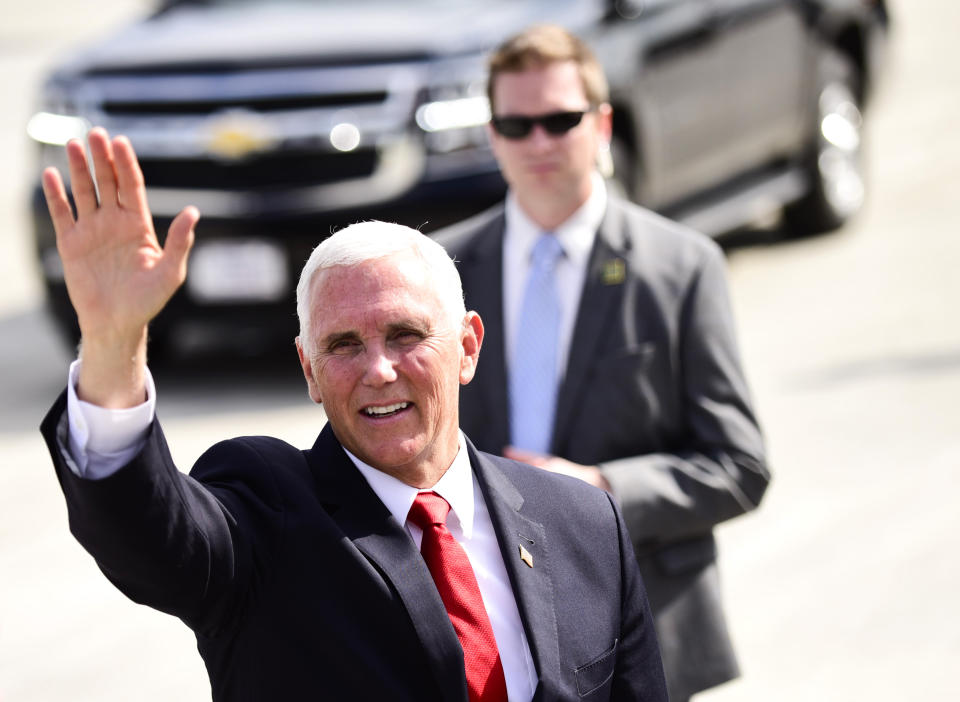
296;221;466;354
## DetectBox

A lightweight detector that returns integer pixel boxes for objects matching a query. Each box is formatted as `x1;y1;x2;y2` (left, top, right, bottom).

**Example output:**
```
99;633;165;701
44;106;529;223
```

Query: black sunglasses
491;110;591;139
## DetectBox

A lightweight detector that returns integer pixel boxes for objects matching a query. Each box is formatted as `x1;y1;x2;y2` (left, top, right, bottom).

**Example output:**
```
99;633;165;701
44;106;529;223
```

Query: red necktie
407;491;509;702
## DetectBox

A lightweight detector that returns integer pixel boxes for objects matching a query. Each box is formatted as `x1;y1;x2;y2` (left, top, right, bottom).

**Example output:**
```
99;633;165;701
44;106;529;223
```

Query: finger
505;447;551;468
87;127;119;210
160;206;200;286
41;167;76;240
503;446;537;462
112;135;149;214
66;138;98;216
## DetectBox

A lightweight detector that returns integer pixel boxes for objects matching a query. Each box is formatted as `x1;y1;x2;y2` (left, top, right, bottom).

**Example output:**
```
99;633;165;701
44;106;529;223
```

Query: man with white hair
39;127;667;701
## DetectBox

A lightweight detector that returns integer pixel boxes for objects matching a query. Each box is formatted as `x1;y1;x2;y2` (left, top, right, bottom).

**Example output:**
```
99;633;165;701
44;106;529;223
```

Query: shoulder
476;449;620;530
430;201;506;257
603;196;727;289
605;196;723;266
195;434;305;471
190;435;311;510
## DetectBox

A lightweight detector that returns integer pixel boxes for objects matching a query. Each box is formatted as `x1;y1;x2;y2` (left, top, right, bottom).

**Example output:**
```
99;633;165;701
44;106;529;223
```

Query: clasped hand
503;447;611;492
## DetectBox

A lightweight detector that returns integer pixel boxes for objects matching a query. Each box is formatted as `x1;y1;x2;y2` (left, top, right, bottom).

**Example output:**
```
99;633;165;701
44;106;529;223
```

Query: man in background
434;24;771;701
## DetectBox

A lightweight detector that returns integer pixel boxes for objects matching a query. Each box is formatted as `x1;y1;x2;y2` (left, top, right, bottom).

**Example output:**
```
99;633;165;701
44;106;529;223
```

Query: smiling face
296;250;483;487
489;60;612;228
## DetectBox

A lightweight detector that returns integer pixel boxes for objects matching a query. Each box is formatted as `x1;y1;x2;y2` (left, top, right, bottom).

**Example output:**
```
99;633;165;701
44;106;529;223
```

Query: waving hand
41;127;199;407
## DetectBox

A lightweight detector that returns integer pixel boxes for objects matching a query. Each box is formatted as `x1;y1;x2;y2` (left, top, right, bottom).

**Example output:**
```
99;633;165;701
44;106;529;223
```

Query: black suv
28;0;889;355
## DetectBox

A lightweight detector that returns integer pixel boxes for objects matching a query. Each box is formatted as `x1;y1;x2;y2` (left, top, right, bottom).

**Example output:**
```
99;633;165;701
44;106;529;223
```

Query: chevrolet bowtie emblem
205;110;277;161
519;544;534;568
602;258;626;285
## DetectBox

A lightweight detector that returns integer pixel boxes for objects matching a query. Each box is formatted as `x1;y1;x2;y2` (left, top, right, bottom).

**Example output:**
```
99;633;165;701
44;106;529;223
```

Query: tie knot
530;234;564;270
407;491;451;529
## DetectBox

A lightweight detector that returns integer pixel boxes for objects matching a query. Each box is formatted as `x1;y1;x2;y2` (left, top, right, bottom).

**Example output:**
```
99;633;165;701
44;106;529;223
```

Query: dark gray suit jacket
41;392;667;701
434;197;770;699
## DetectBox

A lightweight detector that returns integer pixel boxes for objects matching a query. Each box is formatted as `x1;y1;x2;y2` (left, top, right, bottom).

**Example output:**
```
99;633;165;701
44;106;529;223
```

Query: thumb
162;205;199;283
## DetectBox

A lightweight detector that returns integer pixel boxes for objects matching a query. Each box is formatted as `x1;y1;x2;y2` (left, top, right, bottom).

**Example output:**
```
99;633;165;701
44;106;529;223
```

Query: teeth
364;402;409;416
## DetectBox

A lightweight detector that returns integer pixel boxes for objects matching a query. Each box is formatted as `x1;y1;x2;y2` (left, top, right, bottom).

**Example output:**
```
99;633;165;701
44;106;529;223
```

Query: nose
361;346;398;386
526;123;555;150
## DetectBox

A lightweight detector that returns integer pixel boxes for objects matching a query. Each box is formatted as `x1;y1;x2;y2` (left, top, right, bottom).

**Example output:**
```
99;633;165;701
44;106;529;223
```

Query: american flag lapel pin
519;544;534;568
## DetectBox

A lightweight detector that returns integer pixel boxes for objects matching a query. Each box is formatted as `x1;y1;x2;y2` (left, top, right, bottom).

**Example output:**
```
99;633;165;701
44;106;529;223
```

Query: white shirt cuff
65;359;156;479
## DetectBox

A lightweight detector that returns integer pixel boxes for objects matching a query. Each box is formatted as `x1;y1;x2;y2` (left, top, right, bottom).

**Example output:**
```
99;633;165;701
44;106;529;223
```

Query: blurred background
1;0;958;699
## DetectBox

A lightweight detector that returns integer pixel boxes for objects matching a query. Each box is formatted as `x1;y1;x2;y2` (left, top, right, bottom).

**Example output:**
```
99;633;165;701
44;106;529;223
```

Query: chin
364;443;424;471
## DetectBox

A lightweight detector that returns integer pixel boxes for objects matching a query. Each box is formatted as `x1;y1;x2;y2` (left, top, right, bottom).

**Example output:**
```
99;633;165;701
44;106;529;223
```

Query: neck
514;177;593;230
379;435;461;490
397;465;450;490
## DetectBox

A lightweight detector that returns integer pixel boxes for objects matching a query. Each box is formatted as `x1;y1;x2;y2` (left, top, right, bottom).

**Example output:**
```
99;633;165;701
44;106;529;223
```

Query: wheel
785;47;866;235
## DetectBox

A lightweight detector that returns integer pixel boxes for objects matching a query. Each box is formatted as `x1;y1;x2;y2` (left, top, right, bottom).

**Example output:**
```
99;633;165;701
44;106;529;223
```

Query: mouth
527;161;559;175
361;401;411;419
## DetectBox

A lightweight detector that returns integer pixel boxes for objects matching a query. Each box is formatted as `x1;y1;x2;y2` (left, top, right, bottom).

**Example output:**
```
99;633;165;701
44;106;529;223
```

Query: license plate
187;239;288;303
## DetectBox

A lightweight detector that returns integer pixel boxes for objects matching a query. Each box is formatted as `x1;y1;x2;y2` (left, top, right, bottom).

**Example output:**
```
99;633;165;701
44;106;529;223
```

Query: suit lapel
457;214;511;448
306;427;468;702
468;441;561;698
553;205;630;452
305;428;566;698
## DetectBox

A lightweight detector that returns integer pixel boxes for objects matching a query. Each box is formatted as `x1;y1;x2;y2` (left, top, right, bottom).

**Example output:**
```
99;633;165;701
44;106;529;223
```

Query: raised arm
41;127;198;408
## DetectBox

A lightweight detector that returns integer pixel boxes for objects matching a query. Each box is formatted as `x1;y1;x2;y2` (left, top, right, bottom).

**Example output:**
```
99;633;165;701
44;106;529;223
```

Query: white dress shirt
65;359;154;479
503;172;607;383
64;361;537;700
348;442;537;701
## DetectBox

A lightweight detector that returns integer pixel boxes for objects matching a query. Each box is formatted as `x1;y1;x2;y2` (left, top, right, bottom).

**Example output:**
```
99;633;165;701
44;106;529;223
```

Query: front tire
785;47;866;235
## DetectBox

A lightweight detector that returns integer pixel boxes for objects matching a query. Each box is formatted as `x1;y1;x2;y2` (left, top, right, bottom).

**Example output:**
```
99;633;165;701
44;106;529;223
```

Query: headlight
26;112;91;146
26;79;90;146
415;96;490;133
416;80;491;155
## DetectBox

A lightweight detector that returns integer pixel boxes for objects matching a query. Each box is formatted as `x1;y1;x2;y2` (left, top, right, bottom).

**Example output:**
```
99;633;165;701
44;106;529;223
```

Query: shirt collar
505;171;607;269
345;432;476;538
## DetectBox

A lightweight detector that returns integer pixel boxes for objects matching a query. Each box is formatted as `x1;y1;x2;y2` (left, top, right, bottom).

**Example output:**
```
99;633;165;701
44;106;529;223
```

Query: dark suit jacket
41;393;667;701
433;197;770;699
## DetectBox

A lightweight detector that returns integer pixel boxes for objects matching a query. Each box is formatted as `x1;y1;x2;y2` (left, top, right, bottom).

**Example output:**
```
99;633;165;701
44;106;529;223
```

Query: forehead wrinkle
310;255;454;347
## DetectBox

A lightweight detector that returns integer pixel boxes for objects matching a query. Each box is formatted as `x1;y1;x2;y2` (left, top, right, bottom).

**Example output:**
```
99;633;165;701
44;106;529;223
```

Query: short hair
296;221;466;355
487;24;609;113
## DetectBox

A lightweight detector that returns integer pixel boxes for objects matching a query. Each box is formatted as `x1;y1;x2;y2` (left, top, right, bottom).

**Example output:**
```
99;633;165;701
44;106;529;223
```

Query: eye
327;338;362;355
390;328;424;345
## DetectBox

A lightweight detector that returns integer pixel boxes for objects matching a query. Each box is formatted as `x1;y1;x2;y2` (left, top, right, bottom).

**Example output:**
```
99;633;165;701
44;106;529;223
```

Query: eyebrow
319;319;432;348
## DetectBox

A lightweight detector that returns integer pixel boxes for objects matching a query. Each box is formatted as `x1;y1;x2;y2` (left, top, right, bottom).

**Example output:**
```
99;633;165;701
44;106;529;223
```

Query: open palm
41;128;198;344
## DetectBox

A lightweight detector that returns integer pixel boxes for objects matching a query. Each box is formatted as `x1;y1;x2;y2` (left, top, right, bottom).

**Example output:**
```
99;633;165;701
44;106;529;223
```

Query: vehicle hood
55;0;606;74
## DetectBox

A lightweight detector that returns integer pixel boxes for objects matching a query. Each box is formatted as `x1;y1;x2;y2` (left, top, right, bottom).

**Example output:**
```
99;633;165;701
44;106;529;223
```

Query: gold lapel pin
519;544;534;568
602;258;626;285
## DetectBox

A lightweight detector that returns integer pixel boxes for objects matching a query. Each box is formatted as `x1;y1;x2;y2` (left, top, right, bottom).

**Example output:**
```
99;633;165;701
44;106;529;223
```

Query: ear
595;102;613;143
295;336;323;404
458;311;484;385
